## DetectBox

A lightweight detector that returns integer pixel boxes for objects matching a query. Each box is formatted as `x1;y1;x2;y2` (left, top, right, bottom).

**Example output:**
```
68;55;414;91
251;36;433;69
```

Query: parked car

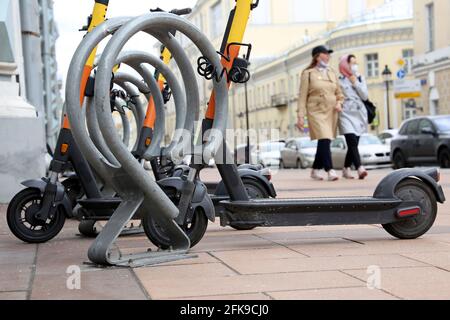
257;141;285;167
391;115;450;169
280;137;318;169
378;129;399;146
331;134;391;169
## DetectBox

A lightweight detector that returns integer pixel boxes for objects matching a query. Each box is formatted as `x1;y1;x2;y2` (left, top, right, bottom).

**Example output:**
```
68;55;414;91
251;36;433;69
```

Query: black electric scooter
142;0;446;248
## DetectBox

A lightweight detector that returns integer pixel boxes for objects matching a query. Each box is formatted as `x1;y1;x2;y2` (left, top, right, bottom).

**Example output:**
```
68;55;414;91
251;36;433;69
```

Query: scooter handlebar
170;8;192;16
150;7;192;16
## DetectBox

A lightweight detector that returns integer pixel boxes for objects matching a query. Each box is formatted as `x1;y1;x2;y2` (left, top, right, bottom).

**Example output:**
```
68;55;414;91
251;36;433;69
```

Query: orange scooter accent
63;65;94;129
143;79;165;129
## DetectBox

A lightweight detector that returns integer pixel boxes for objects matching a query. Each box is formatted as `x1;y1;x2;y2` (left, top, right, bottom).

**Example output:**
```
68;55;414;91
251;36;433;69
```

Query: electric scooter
142;0;445;247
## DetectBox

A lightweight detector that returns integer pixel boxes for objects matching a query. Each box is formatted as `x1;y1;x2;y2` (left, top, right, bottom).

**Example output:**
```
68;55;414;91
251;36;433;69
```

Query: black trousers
313;139;333;172
344;134;362;169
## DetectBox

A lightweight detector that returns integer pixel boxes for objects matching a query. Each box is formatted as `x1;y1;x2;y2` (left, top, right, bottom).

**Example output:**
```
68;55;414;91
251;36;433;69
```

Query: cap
312;45;333;57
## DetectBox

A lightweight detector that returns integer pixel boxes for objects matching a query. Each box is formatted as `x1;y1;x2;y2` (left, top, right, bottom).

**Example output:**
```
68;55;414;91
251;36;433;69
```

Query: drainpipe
19;0;46;143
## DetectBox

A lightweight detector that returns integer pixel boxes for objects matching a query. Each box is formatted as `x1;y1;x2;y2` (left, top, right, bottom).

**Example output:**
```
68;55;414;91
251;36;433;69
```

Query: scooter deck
220;197;419;227
78;198;122;210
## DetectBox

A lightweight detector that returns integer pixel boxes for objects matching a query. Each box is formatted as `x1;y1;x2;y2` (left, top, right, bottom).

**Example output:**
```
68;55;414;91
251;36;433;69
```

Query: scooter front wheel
382;178;437;239
7;188;66;243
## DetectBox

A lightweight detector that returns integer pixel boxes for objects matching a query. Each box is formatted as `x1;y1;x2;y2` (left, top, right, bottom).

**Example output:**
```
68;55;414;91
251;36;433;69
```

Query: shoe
358;167;368;180
342;168;355;179
328;169;339;181
311;169;324;181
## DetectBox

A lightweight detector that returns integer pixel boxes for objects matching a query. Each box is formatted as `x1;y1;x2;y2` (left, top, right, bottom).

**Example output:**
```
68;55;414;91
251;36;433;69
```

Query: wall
0;0;46;202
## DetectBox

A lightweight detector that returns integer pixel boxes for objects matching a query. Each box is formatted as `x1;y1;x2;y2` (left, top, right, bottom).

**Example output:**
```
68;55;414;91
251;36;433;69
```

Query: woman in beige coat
297;45;345;181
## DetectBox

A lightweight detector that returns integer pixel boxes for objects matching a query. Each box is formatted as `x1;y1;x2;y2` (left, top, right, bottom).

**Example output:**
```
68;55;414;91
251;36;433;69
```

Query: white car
378;129;399;146
257;141;285;167
331;134;391;169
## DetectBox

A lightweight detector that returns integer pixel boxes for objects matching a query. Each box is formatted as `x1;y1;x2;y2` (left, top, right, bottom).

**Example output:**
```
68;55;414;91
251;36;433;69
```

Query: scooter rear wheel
382;178;437;239
143;208;208;249
7;188;66;243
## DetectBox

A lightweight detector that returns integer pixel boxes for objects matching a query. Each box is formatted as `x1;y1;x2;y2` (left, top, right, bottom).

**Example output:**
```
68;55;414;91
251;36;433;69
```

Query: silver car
331;134;391;169
280;138;318;169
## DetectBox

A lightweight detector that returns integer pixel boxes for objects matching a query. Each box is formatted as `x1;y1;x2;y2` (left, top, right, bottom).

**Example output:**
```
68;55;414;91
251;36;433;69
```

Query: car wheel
393;151;407;169
280;160;285;169
438;148;450;168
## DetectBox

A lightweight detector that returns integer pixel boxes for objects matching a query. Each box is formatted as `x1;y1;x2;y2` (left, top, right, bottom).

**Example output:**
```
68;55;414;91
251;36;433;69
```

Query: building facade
228;0;416;144
161;0;386;144
412;0;450;116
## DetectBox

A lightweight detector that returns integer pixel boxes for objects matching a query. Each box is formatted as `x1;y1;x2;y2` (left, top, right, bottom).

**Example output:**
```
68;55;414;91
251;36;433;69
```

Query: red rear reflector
397;207;421;218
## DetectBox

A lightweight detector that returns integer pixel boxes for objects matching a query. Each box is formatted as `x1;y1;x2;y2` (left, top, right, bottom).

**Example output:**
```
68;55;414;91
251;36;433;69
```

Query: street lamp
382;65;393;130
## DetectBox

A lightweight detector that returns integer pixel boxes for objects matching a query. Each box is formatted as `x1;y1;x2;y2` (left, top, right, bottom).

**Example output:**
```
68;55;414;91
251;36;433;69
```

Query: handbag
356;76;376;124
363;99;376;124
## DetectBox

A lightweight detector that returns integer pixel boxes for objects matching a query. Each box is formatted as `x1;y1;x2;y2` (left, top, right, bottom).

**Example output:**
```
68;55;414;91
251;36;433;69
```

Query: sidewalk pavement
1;168;450;300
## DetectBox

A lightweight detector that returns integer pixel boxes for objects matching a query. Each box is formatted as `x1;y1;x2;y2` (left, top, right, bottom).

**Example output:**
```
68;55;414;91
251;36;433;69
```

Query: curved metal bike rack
66;13;228;267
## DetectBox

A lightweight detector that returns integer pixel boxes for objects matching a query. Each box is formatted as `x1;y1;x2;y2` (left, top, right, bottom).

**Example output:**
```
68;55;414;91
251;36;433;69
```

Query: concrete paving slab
211;247;306;263
191;234;276;253
136;262;237;279
135;269;363;299
30;268;147;300
0;292;28;300
343;266;450;300
286;238;450;257
0;263;33;292
0;245;36;265
213;254;428;275
401;252;450;271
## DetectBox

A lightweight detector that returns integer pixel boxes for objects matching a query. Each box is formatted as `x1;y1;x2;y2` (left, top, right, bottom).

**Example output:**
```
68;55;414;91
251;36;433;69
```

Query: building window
251;0;271;25
280;79;286;93
402;49;414;74
426;3;435;52
210;1;223;39
365;53;379;78
293;0;325;22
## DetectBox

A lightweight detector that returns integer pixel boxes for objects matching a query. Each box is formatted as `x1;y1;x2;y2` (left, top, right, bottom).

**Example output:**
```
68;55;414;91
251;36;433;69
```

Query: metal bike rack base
87;171;195;267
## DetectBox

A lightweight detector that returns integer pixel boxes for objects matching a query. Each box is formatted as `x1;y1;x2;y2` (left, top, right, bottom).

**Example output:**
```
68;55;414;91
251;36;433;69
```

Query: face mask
351;64;359;74
318;59;328;68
